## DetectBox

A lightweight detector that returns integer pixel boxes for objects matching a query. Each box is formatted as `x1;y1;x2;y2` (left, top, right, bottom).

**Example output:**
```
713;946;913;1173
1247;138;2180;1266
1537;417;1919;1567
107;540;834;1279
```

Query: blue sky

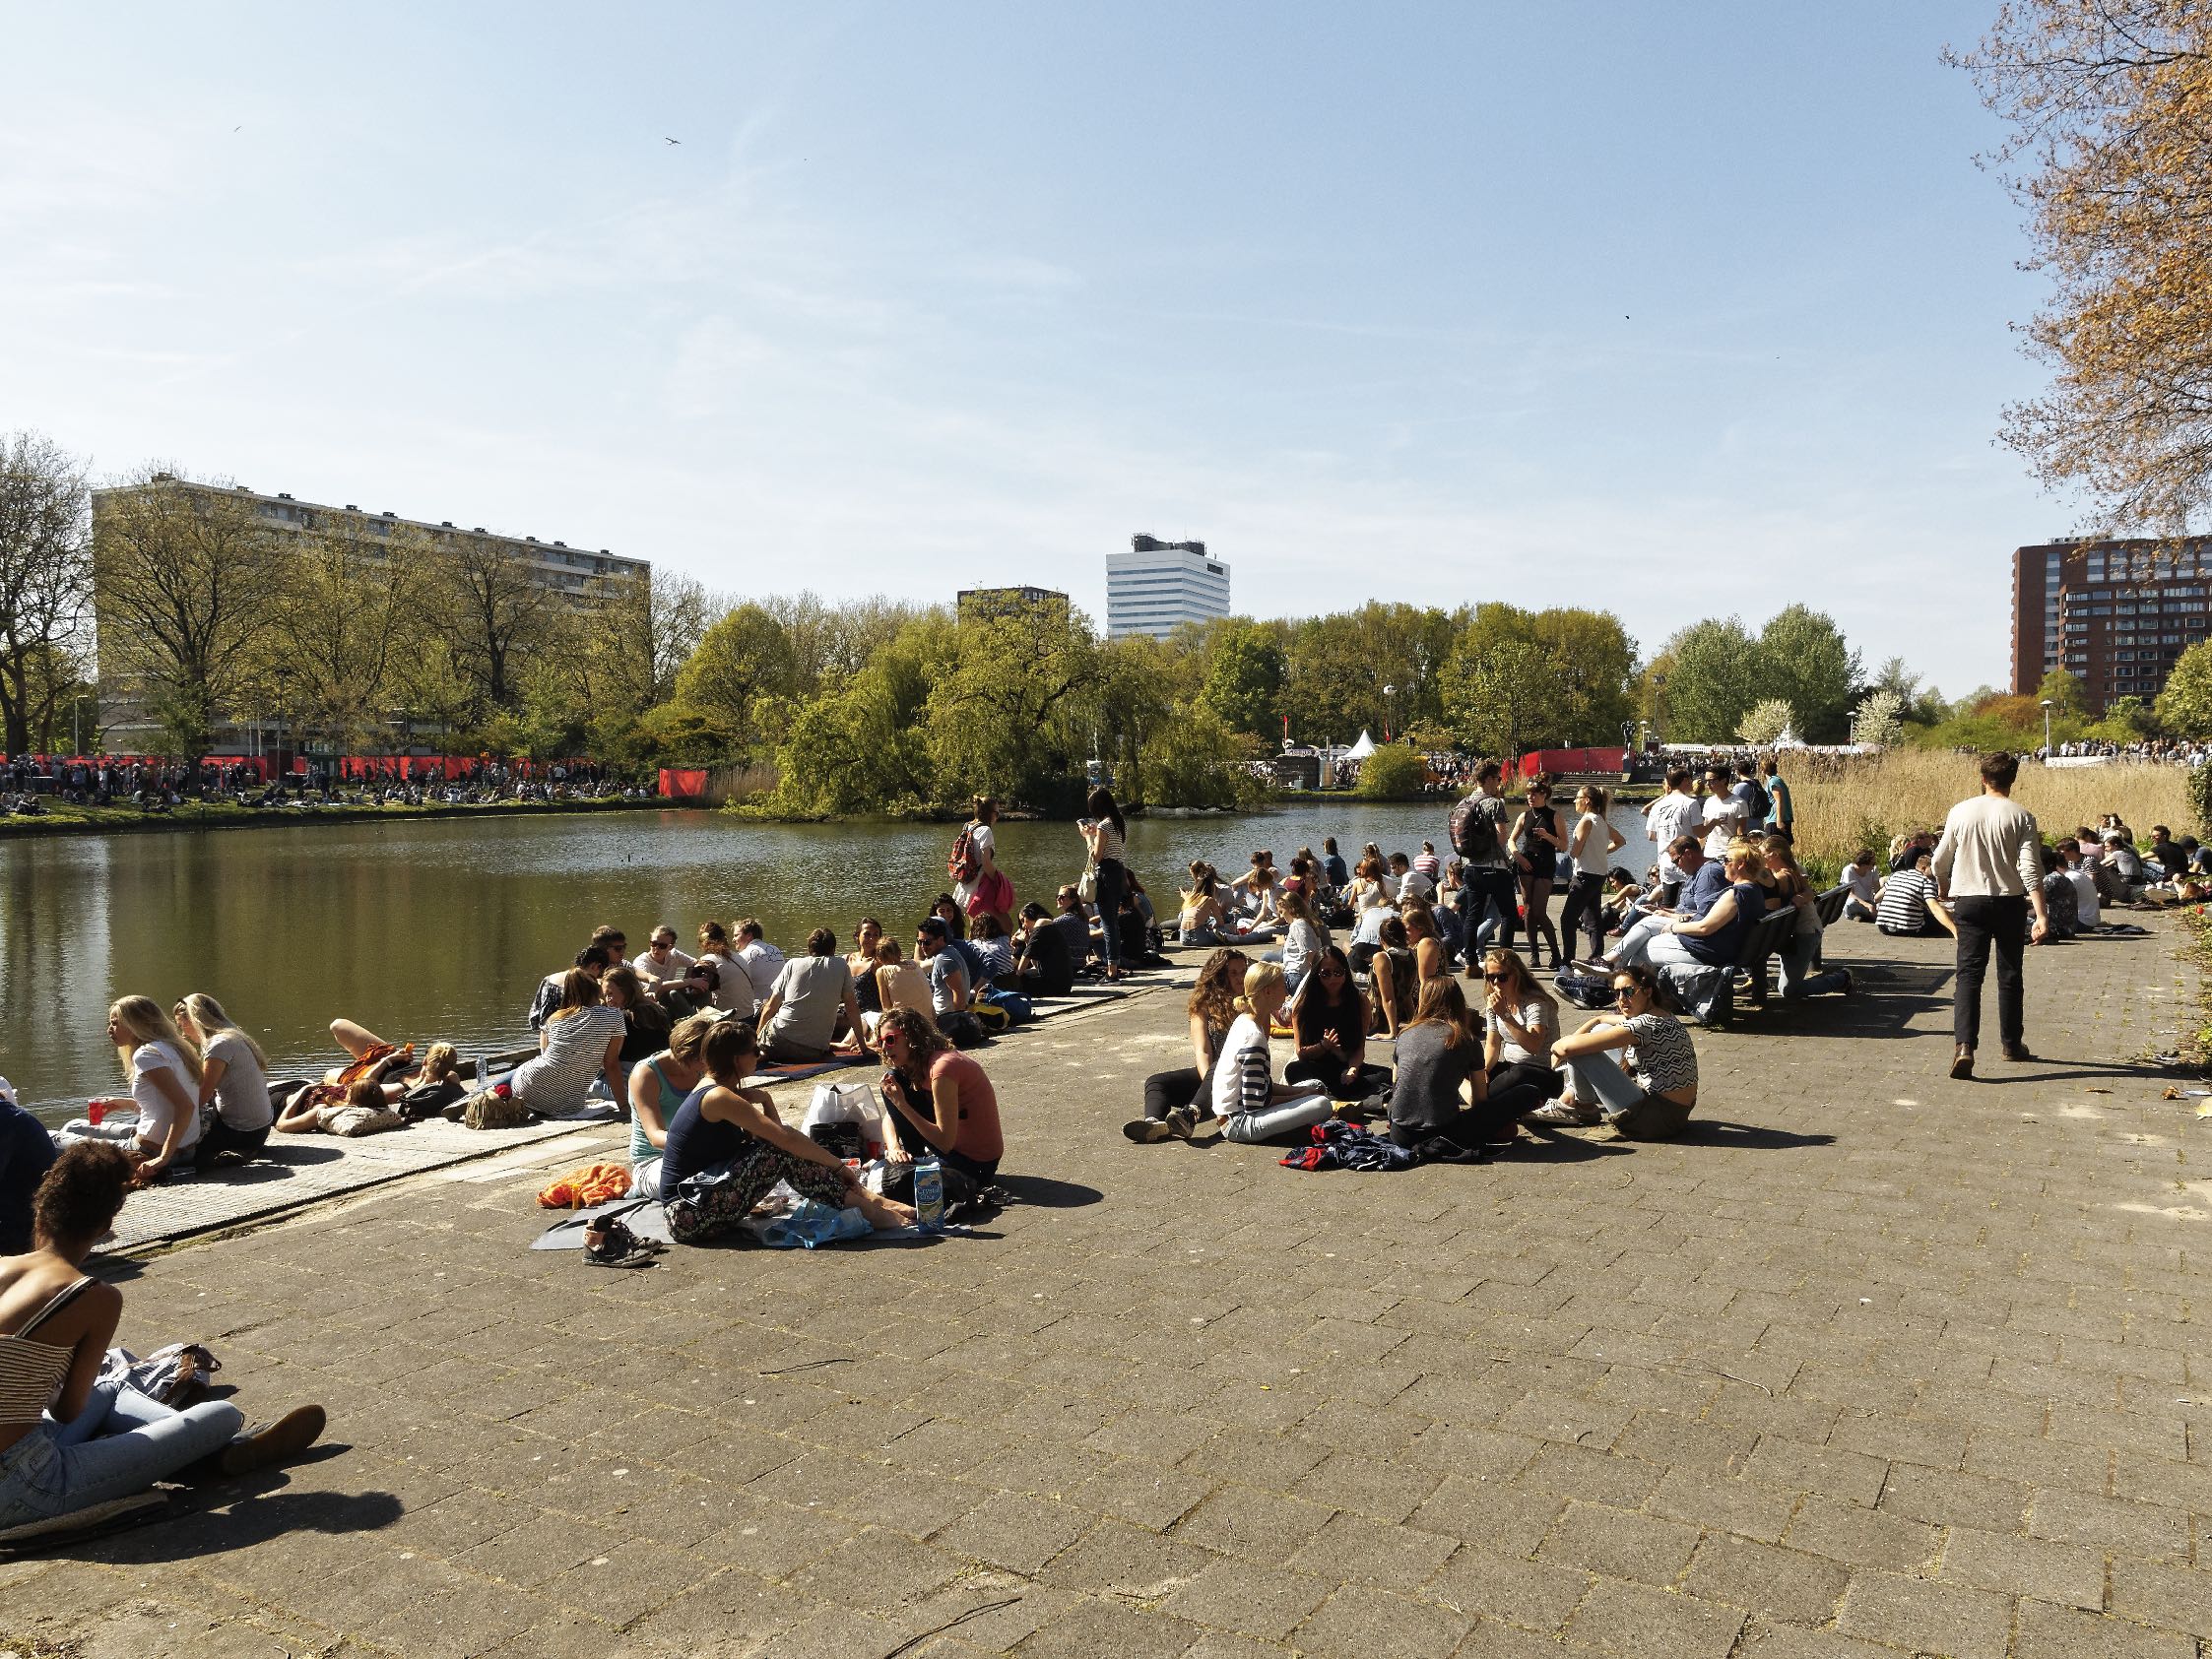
4;2;2054;695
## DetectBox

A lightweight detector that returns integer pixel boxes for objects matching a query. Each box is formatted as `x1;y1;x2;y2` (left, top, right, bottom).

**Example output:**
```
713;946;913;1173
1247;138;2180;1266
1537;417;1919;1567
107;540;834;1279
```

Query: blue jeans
1221;1093;1333;1144
1094;861;1127;968
1561;1052;1693;1140
0;1377;242;1527
1777;932;1848;999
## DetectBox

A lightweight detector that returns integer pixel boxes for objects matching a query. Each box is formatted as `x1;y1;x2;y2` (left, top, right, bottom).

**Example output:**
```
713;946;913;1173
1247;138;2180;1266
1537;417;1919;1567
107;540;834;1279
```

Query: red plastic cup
88;1099;106;1125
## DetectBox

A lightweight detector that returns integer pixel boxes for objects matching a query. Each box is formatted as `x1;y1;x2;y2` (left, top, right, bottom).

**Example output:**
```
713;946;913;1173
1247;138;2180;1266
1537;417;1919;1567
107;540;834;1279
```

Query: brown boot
1950;1045;1975;1080
217;1405;327;1477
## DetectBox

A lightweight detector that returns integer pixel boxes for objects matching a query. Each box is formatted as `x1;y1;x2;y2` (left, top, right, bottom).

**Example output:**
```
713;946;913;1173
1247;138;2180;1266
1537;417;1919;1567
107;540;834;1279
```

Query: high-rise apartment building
1106;534;1231;639
2012;536;2212;712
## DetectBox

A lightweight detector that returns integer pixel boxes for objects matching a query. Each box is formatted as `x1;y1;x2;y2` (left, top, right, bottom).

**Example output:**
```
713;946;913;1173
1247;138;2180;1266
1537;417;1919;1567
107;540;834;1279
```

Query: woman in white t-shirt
101;996;203;1184
174;992;275;1166
1211;963;1334;1144
1558;785;1628;966
512;970;627;1117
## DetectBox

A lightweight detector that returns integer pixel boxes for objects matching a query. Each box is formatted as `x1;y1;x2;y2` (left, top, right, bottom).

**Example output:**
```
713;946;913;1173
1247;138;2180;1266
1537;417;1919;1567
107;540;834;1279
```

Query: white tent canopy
1345;729;1377;759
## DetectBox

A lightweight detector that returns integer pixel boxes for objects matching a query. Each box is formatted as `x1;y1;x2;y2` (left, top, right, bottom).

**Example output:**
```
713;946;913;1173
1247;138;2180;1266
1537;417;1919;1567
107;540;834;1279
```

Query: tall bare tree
93;470;290;760
0;432;94;753
433;533;560;711
1951;3;2212;528
265;515;429;752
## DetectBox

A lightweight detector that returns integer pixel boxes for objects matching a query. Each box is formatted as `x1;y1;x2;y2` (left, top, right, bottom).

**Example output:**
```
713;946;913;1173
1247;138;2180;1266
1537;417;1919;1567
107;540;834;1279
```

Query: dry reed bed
1781;750;2194;880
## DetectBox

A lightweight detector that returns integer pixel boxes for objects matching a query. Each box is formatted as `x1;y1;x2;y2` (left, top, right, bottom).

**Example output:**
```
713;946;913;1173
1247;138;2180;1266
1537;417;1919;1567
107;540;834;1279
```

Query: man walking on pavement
1931;751;2048;1079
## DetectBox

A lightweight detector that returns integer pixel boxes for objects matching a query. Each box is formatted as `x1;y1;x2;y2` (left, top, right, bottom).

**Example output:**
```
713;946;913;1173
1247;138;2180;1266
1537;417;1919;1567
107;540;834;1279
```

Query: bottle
474;1055;489;1091
912;1156;944;1233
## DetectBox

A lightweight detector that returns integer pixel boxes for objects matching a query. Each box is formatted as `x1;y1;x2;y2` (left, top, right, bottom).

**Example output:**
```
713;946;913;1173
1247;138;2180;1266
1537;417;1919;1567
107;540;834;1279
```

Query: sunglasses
1612;987;1640;1002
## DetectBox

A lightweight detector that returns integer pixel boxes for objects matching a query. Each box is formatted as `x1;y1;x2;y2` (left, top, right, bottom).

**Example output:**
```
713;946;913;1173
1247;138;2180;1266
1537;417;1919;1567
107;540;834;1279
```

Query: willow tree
0;432;93;753
1951;3;2212;527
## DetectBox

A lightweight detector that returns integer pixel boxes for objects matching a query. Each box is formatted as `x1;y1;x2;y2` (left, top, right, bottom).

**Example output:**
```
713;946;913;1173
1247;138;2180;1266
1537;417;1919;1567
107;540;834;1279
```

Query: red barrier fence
659;768;710;798
1516;746;1628;780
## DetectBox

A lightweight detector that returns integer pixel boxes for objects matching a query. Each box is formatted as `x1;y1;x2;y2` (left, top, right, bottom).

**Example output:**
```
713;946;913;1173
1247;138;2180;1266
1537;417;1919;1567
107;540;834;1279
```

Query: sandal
584;1215;665;1269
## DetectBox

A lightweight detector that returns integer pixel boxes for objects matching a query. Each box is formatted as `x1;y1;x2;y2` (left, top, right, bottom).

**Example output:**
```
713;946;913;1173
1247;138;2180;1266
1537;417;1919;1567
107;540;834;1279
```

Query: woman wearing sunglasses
1283;945;1390;1099
1532;964;1699;1139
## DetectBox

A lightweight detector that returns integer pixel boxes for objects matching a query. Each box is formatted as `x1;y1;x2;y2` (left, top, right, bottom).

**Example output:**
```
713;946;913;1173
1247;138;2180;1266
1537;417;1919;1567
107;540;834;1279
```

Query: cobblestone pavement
10;921;2212;1657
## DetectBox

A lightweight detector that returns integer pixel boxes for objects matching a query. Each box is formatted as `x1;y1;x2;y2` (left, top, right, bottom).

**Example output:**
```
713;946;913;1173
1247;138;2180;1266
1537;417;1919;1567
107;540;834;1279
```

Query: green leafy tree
923;606;1101;812
2037;668;2089;716
2092;693;2156;741
675;604;802;756
2156;640;2212;736
1199;622;1287;738
1443;637;1565;758
1755;606;1860;741
1355;743;1427;799
1657;619;1760;742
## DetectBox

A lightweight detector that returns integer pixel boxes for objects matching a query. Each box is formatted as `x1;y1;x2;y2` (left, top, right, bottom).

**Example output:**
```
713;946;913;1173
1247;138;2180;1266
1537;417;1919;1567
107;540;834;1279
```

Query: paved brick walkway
9;921;2212;1657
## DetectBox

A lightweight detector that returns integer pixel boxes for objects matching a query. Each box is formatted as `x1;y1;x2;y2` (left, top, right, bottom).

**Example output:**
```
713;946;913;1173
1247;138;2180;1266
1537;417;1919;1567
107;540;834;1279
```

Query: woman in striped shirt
1212;963;1335;1144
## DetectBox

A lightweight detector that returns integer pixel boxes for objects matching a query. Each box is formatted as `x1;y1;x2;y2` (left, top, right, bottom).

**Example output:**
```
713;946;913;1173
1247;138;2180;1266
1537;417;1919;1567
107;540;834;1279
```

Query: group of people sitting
1840;814;2198;943
1127;943;1701;1156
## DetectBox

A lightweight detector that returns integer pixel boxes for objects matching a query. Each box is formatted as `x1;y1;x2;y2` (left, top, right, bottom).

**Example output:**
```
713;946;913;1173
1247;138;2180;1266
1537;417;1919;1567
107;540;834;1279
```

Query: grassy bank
0;795;670;839
1786;751;2195;881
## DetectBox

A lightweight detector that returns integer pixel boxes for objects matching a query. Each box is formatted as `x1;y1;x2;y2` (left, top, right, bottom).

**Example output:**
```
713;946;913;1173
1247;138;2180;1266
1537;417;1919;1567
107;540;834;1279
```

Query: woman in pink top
875;1009;1003;1187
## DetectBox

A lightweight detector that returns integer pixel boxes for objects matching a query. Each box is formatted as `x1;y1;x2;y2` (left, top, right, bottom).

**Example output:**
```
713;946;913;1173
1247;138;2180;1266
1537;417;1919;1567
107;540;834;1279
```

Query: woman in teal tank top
626;1014;713;1199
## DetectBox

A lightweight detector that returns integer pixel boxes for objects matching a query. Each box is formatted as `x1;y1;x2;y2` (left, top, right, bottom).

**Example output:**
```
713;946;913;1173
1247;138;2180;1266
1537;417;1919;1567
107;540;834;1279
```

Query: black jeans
197;1118;272;1165
1464;866;1519;954
1283;1055;1392;1097
1952;893;2027;1052
1142;1066;1205;1120
1557;871;1607;962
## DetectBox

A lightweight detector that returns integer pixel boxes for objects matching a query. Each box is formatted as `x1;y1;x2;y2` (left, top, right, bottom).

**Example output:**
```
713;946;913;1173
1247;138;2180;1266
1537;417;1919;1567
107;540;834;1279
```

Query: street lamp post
1382;684;1396;742
2041;698;2054;755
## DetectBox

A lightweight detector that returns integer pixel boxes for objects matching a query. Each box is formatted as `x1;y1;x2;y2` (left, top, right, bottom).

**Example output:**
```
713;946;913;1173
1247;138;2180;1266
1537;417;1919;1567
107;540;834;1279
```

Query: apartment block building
2012;536;2212;713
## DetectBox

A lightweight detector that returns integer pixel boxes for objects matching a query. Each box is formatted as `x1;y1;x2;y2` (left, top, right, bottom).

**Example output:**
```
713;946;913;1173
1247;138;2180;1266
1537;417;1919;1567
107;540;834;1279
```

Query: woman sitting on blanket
1212;962;1334;1145
626;1012;714;1200
0;1144;327;1533
658;1022;913;1245
876;1008;1006;1195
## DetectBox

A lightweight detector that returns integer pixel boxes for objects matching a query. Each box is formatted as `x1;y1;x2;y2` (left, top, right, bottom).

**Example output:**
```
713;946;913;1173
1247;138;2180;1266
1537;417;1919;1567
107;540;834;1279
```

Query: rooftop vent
525;536;538;542
474;527;486;534
600;548;610;554
441;521;454;528
380;510;395;518
277;493;294;501
345;504;358;511
553;541;565;547
152;472;175;482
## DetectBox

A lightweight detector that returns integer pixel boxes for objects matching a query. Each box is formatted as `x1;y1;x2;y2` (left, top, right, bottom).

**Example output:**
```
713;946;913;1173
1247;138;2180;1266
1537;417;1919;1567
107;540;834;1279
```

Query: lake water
2;795;1656;1118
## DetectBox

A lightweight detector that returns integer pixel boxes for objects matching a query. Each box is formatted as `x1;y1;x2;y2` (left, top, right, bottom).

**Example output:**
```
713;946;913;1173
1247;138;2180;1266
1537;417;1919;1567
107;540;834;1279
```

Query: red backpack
948;822;981;882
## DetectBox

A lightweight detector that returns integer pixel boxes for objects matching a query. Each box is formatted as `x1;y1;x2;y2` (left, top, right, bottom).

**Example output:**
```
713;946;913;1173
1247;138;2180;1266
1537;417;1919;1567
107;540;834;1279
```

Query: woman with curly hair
0;1143;326;1528
1126;947;1249;1142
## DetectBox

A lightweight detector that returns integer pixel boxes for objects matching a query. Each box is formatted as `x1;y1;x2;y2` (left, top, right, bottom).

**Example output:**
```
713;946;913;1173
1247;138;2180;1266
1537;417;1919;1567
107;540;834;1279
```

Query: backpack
1449;793;1500;861
1745;776;1772;824
947;822;981;883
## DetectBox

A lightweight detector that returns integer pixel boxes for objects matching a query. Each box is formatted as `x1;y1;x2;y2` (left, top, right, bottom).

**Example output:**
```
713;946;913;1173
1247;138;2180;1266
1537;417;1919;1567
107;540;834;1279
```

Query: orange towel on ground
538;1163;632;1208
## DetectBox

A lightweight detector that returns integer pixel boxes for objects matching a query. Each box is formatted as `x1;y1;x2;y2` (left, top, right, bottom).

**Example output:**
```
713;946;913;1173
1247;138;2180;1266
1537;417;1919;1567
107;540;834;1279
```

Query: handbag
1077;862;1098;904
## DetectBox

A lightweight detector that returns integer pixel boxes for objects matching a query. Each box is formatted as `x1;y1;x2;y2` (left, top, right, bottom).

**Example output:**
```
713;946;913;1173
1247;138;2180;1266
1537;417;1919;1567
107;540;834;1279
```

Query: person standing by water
1932;751;2048;1079
1079;787;1132;982
1761;756;1793;838
1449;760;1517;961
952;797;1014;937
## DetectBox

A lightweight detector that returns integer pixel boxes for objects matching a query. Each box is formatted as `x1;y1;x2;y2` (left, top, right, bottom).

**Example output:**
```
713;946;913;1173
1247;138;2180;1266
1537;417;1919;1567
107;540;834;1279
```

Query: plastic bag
802;1082;882;1156
748;1199;873;1249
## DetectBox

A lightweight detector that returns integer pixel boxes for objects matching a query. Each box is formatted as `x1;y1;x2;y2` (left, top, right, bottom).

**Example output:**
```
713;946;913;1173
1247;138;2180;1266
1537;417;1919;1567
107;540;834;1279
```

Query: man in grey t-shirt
756;927;864;1062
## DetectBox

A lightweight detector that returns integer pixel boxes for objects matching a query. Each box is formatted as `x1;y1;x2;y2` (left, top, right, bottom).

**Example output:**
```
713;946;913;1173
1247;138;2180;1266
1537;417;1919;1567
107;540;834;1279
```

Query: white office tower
1106;535;1231;639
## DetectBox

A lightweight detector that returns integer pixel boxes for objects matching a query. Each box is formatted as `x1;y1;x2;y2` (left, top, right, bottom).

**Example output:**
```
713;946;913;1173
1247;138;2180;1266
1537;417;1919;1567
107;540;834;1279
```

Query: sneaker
217;1405;327;1478
1164;1106;1201;1140
1529;1100;1601;1127
1122;1116;1173;1143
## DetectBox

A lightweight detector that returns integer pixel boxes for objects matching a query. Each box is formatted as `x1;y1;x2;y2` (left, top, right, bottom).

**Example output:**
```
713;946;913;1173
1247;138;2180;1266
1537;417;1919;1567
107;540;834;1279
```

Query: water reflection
2;797;1654;1118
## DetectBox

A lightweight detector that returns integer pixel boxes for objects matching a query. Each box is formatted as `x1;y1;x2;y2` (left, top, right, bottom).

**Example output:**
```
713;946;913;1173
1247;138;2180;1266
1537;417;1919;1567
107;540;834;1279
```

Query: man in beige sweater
1930;751;2049;1079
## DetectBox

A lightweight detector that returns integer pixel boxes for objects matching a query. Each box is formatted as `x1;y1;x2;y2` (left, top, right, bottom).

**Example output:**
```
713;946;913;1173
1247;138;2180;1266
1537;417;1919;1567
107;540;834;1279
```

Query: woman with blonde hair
98;997;203;1185
1643;841;1769;975
173;992;274;1168
626;1012;716;1199
511;969;625;1117
1210;962;1334;1144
